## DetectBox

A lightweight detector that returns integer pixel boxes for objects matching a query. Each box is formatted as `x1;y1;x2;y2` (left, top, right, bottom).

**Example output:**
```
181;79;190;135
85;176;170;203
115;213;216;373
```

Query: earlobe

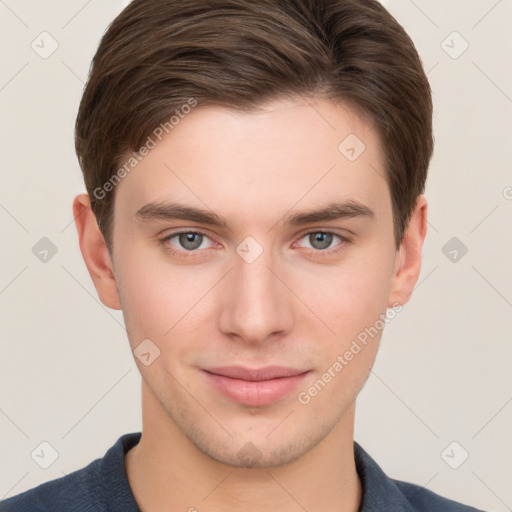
73;193;121;310
387;195;428;308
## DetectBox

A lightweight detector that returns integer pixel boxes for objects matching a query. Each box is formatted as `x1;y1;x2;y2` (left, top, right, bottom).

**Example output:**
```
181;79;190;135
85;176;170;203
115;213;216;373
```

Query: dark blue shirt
0;432;486;511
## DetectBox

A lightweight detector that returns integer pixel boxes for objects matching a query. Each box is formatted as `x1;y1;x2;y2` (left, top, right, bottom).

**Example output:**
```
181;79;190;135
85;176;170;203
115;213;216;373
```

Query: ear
73;193;121;310
387;195;428;307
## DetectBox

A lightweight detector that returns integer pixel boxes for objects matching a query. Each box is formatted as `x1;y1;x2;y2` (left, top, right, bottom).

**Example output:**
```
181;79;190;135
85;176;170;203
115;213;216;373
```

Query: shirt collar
102;432;142;512
104;432;414;512
354;440;414;511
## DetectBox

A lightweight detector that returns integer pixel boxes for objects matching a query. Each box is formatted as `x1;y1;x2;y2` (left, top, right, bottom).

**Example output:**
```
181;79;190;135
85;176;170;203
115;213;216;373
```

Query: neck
125;383;362;512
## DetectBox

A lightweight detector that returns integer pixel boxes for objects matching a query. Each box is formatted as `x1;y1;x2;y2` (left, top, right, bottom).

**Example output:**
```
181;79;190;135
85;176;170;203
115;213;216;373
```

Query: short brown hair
75;0;433;253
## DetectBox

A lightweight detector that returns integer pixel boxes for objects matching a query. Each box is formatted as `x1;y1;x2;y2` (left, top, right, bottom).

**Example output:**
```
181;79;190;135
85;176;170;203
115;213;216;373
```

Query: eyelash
160;229;351;259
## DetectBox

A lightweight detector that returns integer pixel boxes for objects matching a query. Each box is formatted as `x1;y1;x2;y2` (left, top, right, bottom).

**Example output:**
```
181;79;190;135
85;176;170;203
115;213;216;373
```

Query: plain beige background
1;1;511;510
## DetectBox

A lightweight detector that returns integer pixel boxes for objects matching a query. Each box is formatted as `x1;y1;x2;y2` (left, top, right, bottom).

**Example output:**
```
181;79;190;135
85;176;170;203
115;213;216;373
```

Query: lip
202;366;311;406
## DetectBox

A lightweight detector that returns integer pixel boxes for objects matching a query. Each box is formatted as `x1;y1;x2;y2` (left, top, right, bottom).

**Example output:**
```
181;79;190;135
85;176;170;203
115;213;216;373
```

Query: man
1;0;486;511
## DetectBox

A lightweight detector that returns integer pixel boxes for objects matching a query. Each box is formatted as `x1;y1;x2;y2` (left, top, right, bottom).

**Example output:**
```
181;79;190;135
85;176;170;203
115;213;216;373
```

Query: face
109;96;402;468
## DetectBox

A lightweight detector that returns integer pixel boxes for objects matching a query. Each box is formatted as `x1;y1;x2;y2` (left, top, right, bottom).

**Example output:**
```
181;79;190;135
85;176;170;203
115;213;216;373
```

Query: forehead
114;96;389;228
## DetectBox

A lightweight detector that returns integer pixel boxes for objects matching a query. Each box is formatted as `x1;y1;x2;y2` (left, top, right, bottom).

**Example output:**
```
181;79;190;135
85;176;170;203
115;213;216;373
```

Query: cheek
115;246;216;355
290;248;395;387
115;248;179;345
301;252;395;334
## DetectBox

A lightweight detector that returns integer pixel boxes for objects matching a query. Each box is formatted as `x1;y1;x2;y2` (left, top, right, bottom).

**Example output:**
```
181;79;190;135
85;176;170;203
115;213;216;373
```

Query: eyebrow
135;199;374;229
282;200;374;226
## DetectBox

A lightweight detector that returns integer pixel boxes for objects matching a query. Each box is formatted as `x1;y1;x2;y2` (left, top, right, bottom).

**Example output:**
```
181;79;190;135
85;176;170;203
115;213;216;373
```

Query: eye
162;231;214;252
296;231;346;252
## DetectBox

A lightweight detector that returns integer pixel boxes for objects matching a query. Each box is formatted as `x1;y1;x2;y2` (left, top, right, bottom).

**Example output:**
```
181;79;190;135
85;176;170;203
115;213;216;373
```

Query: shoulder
0;432;141;512
0;459;104;512
393;478;487;512
353;441;488;512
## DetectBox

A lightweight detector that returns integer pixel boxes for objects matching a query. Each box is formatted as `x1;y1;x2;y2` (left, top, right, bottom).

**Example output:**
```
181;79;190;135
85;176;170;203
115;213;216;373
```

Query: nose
217;246;294;346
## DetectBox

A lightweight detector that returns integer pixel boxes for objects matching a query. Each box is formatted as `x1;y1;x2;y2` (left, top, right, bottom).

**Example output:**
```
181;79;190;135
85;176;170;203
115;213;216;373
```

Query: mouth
202;366;311;407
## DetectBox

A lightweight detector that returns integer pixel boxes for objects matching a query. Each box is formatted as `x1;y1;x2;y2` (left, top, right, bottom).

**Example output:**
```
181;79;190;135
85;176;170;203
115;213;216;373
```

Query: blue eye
163;231;214;252
160;229;350;259
297;231;345;251
176;232;204;251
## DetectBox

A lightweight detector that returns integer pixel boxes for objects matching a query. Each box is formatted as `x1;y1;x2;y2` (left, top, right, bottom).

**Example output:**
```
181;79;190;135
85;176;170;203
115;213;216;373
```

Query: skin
73;96;427;512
